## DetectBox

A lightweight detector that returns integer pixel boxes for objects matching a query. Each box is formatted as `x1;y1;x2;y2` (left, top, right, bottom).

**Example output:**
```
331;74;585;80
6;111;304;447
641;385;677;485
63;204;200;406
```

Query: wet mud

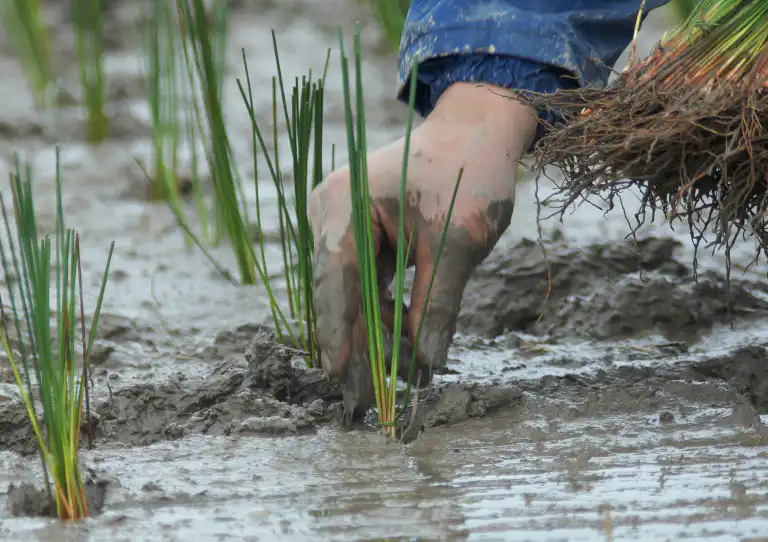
93;326;338;447
459;236;768;342
2;1;768;540
7;475;109;518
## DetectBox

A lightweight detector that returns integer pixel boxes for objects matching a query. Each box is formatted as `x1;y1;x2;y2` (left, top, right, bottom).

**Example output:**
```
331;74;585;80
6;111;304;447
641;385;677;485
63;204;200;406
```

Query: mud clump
203;323;269;360
7;484;53;518
245;325;341;405
0;394;37;455
7;474;109;518
424;384;525;427
165;390;316;437
693;345;768;413
459;236;768;341
93;357;250;446
399;383;524;441
0;325;344;453
89;325;341;446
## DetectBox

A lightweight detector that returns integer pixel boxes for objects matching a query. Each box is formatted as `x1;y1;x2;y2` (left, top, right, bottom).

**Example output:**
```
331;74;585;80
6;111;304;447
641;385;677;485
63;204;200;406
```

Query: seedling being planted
337;27;462;438
237;34;330;368
0;149;115;519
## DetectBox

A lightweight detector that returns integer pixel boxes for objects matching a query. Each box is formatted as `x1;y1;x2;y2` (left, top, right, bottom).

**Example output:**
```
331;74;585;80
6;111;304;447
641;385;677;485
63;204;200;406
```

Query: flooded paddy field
1;2;768;540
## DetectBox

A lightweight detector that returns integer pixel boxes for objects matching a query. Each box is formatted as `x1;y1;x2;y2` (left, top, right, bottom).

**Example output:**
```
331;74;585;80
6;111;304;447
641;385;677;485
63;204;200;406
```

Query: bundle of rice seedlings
338;27;461;437
71;0;108;142
0;149;115;519
524;0;768;271
1;0;53;106
236;34;329;367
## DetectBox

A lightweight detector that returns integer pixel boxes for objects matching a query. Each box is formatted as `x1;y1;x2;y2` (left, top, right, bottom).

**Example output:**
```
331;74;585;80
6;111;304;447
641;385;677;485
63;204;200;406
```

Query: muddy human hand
309;82;538;415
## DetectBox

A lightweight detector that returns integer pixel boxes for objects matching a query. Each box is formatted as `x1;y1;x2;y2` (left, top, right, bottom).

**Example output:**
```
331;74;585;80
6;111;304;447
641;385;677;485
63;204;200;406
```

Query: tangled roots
521;81;768;271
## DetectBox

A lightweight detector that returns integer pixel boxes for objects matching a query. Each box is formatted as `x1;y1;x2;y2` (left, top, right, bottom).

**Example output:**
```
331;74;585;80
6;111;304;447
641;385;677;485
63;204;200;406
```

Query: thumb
407;224;480;383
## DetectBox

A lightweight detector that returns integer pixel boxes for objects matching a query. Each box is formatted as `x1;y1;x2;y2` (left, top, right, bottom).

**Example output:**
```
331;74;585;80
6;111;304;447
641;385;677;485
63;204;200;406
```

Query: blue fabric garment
396;0;671;141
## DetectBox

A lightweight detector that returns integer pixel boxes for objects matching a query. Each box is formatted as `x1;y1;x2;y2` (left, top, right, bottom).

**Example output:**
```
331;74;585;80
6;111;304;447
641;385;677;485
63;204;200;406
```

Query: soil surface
1;2;768;541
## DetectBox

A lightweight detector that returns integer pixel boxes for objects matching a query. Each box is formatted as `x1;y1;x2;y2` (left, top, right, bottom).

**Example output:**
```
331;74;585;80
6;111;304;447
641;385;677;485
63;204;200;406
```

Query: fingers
406;224;481;384
310;171;394;385
312;244;359;381
405;197;515;383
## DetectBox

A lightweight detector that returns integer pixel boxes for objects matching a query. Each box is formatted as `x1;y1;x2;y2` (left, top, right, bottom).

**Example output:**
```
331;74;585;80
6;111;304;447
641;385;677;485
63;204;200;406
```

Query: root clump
523;0;768;270
528;83;768;266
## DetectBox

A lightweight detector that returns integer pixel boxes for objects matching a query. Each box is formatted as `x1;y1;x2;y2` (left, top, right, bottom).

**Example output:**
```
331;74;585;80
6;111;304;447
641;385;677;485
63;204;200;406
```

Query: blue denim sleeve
396;0;671;140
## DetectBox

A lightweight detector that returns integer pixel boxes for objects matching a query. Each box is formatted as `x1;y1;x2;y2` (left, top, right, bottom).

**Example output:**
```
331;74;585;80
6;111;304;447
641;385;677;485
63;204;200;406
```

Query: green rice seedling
0;148;115;519
175;0;257;283
71;0;108;142
236;35;329;367
144;0;185;205
1;0;53;106
170;8;316;347
176;0;228;246
337;27;461;437
142;0;213;247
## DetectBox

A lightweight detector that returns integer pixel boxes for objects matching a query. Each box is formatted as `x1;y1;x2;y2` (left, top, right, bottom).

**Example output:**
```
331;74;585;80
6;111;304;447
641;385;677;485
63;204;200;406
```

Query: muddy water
2;2;768;541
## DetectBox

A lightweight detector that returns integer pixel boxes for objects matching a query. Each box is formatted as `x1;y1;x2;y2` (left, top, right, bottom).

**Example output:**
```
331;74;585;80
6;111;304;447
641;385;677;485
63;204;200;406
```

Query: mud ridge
398;382;526;442
459;236;768;341
507;345;768;438
92;325;343;447
0;325;341;453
